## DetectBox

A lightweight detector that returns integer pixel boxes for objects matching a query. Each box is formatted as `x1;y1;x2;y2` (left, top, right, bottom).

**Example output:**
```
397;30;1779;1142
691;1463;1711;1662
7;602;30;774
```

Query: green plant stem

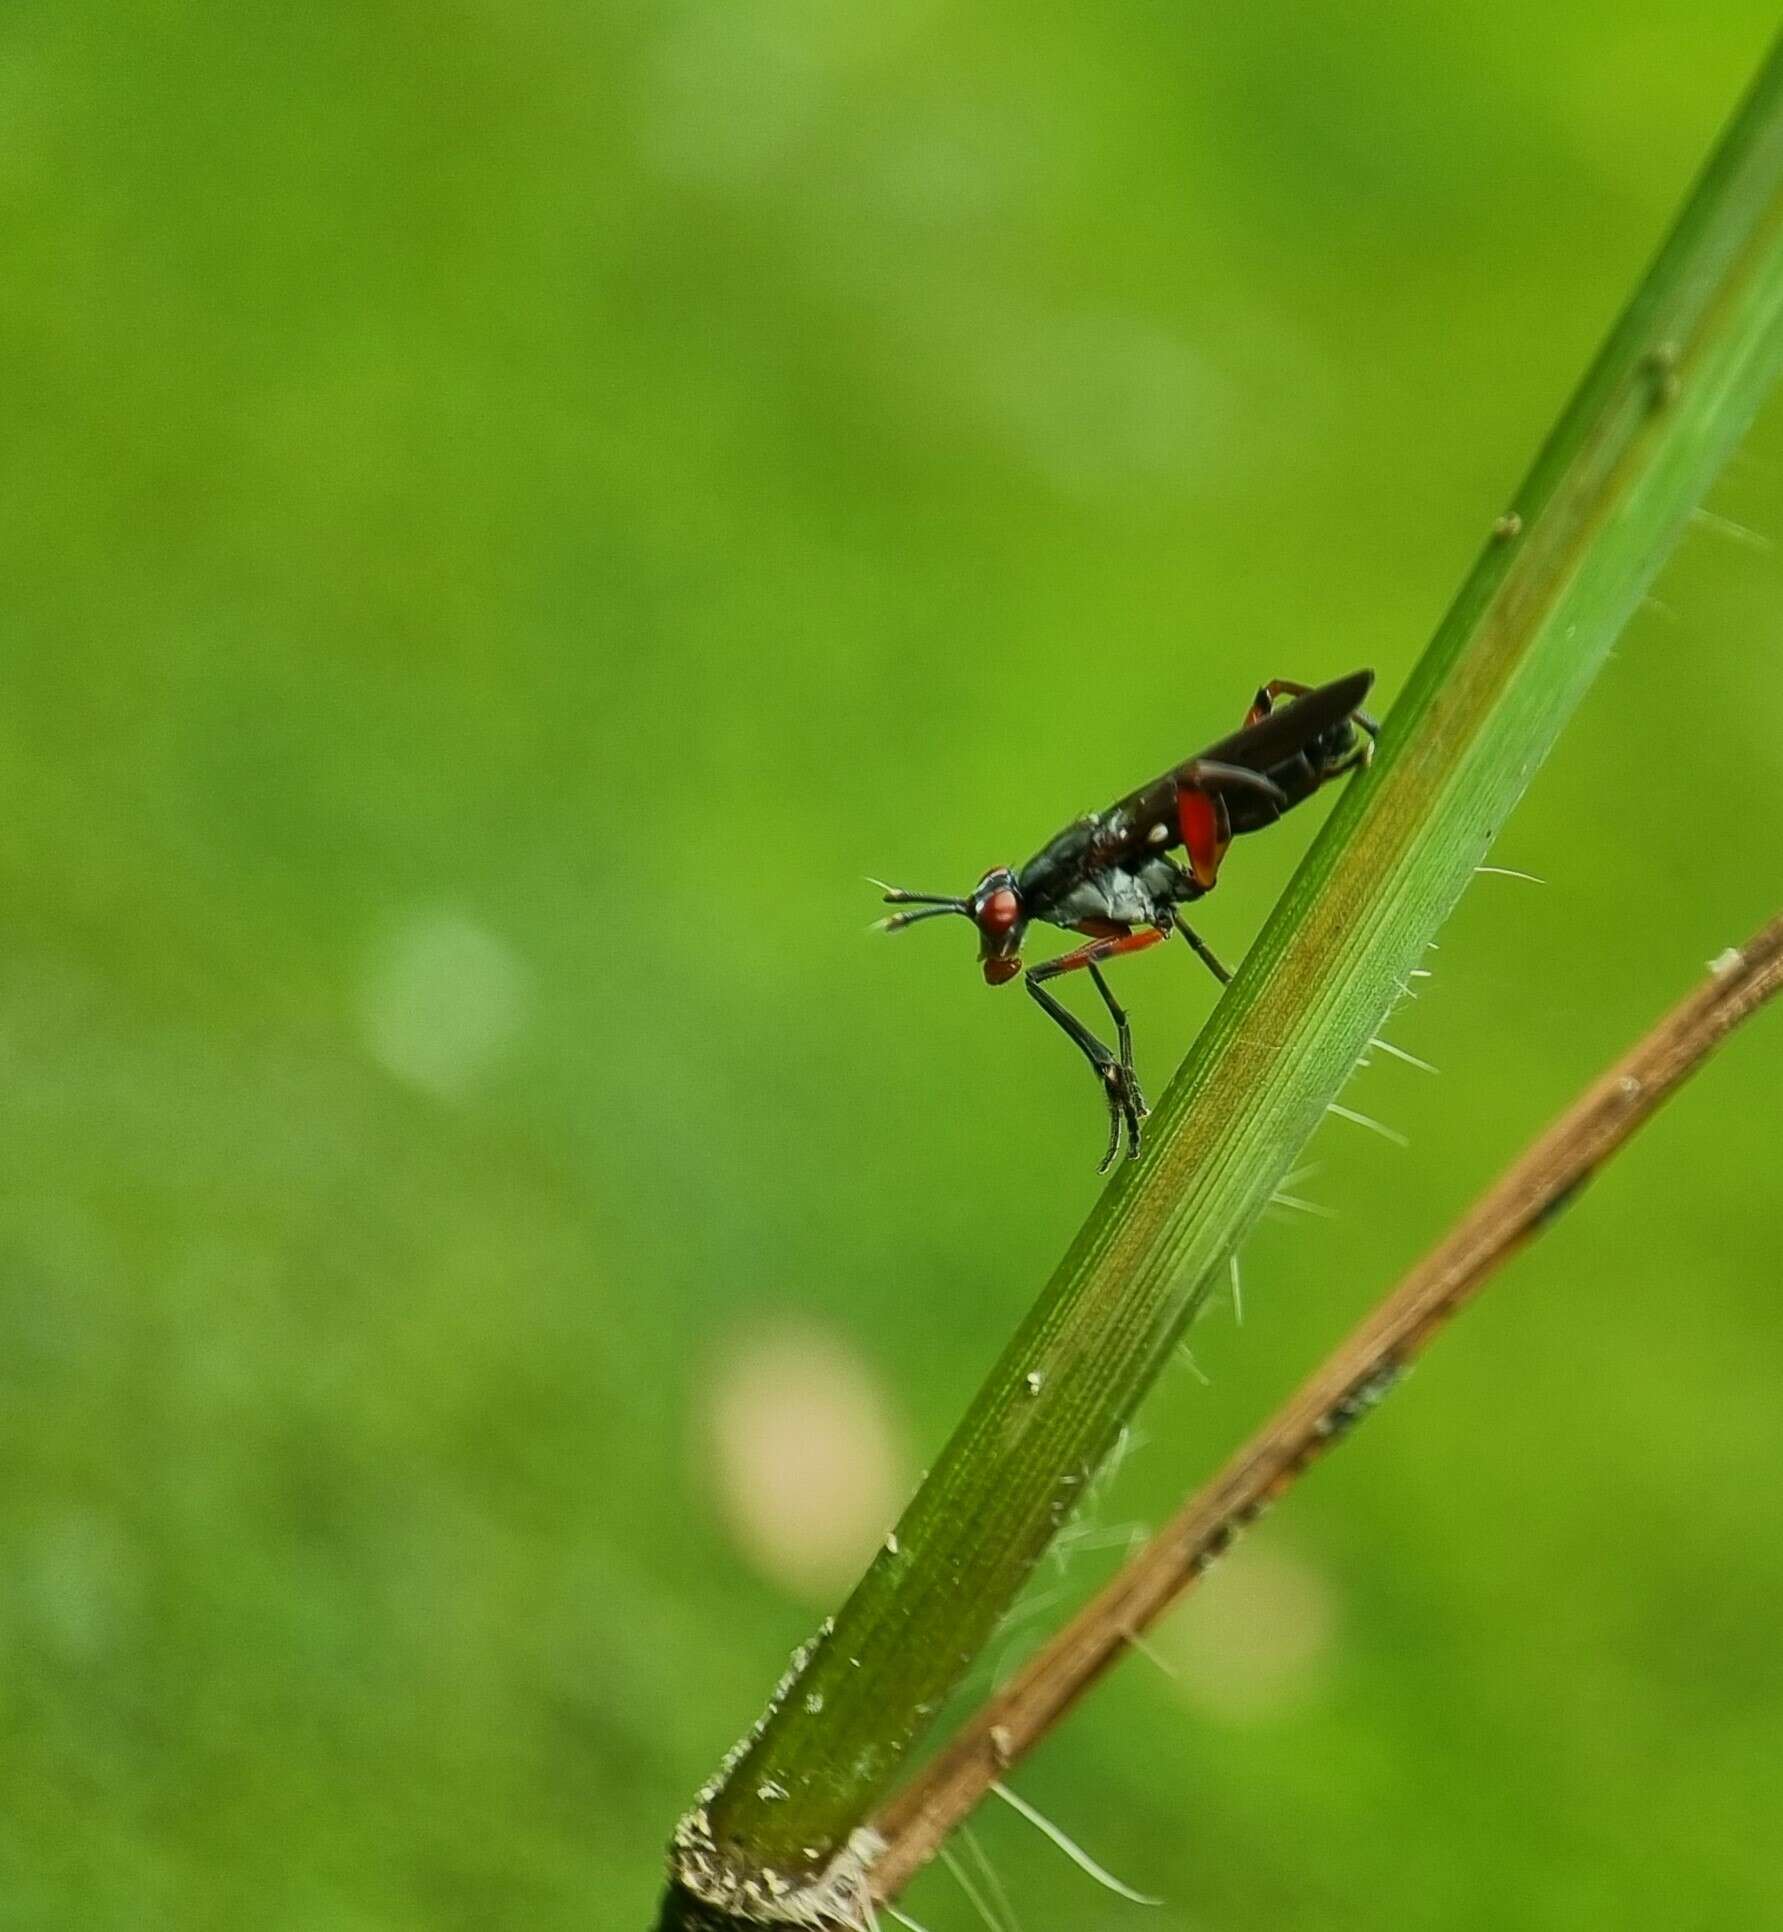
661;34;1783;1930
867;914;1783;1900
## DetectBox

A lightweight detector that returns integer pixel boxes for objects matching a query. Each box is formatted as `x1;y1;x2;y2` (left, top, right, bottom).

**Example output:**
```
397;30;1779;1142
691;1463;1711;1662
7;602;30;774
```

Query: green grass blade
665;34;1783;1928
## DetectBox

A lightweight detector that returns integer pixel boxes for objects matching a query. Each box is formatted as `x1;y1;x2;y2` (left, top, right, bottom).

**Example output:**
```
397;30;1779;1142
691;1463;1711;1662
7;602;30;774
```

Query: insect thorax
1040;856;1189;932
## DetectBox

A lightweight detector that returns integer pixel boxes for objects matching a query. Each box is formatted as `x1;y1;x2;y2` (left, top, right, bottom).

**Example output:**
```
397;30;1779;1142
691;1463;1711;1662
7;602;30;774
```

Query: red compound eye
979;888;1019;934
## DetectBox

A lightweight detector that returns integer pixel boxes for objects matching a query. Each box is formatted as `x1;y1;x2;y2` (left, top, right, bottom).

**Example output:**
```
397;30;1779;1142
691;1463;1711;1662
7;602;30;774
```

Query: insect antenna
869;879;970;933
870;878;968;906
874;903;969;933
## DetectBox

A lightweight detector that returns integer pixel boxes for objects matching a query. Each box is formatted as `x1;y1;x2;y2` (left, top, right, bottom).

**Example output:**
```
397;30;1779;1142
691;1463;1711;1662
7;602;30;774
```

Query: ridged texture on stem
666;33;1783;1925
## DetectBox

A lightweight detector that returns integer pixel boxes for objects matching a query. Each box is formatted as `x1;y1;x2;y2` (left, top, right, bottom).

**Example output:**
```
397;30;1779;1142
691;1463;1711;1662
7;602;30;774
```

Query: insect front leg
1024;976;1134;1171
1025;928;1166;1171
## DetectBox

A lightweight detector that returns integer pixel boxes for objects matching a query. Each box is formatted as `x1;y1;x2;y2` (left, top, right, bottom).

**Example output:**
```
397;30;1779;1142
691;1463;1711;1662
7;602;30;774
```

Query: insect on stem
872;674;1380;1167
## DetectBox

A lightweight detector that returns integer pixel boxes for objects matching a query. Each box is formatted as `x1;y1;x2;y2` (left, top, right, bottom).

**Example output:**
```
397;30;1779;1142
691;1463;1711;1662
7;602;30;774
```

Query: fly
876;671;1380;1170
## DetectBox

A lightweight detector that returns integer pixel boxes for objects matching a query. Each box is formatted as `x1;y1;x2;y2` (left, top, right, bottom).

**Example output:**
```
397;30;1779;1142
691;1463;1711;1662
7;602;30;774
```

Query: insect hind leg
1247;677;1379;773
1244;678;1314;728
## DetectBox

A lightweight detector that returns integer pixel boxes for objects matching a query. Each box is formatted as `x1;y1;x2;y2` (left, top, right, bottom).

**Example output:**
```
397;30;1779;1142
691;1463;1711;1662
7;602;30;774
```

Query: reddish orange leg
1026;928;1167;1170
1247;676;1380;748
1244;677;1315;728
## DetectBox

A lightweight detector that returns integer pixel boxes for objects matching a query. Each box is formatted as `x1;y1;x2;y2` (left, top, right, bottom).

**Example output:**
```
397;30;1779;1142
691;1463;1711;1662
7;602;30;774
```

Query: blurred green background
4;4;1781;1928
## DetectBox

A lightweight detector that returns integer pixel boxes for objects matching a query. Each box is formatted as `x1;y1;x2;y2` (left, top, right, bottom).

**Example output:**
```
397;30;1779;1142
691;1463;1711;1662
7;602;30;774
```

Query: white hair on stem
1272;1155;1338;1219
1370;1035;1437;1074
1122;1624;1179;1680
1051;1519;1150;1557
1269;1187;1337;1220
988;1781;1162;1908
938;1839;1009;1932
1689;504;1773;550
963;1822;1022;1932
1325;1100;1410;1147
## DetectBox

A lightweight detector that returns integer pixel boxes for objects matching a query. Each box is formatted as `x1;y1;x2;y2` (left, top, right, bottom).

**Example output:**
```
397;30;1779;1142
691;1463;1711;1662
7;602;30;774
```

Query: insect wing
1194;668;1374;772
1091;670;1374;868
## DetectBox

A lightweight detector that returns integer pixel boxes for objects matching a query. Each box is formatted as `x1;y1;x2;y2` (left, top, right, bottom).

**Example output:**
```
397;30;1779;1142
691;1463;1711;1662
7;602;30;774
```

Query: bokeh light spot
1155;1539;1338;1723
355;909;530;1099
21;1510;140;1663
634;12;827;189
702;1321;908;1603
980;310;1228;499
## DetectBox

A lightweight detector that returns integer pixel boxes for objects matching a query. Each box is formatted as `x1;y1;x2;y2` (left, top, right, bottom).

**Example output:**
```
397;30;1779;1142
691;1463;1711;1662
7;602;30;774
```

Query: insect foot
1097;1060;1148;1172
